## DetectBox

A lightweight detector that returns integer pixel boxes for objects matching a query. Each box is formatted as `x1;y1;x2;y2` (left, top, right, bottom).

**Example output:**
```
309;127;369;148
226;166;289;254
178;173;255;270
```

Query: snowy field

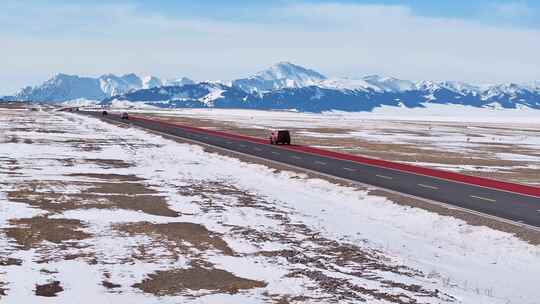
1;108;540;303
127;105;540;185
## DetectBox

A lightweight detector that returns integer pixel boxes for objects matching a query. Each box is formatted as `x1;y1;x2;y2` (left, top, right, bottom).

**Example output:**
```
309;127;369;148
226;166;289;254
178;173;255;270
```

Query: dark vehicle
102;110;108;116
121;112;129;120
270;130;291;145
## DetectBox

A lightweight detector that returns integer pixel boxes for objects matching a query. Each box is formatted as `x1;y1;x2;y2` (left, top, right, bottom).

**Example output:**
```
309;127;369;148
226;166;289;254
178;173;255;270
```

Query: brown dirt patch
132;266;266;296
3;216;91;250
34;129;67;134
66;173;144;182
107;195;179;217
7;181;179;217
116;222;233;255
86;182;158;195
102;281;122;290
0;257;22;266
286;268;450;303
82;158;133;169
35;281;64;297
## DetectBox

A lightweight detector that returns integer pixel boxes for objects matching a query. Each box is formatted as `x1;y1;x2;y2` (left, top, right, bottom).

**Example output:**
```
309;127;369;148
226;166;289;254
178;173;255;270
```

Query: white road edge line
470;195;496;203
89;114;540;233
418;184;439;190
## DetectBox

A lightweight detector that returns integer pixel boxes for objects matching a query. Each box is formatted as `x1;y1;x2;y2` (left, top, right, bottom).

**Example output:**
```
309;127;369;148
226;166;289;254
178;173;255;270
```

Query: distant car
270;130;291;145
102;110;108;116
121;112;129;120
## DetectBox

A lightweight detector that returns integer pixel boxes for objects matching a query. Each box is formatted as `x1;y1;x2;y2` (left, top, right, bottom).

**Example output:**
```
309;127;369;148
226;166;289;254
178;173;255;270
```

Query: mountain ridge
5;62;540;112
12;73;195;103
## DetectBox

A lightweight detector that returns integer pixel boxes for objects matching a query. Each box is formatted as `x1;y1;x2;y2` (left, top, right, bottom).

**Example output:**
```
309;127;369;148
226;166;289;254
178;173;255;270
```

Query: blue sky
51;0;540;27
1;0;539;94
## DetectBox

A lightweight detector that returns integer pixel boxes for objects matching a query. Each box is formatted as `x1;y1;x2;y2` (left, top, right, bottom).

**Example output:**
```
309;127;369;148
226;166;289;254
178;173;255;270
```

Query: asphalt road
81;111;540;228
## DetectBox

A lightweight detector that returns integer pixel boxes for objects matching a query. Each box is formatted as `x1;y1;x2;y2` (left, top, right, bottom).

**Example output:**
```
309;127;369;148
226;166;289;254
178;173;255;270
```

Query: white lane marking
254;147;262;151
226;141;233;144
470;195;496;203
291;156;302;160
376;174;393;180
418;184;439;190
343;167;356;172
271;151;280;155
315;161;327;166
239;144;246;148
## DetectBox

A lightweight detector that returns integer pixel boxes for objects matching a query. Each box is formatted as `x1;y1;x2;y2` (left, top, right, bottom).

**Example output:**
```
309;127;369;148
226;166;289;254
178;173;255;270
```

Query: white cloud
0;2;539;95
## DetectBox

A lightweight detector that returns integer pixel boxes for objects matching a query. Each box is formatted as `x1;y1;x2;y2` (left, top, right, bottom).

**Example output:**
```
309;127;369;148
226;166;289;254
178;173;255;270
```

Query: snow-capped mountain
318;77;379;92
15;74;107;102
319;75;415;93
14;73;169;102
103;82;256;108
232;62;327;94
99;74;143;97
363;75;415;92
415;80;480;96
142;76;163;89
104;79;540;112
6;62;540;112
164;77;195;87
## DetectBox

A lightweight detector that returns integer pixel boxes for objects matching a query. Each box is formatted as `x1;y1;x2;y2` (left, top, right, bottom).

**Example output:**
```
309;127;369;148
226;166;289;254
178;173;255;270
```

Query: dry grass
66;173;145;182
7;180;179;217
35;281;64;297
116;222;234;256
0;257;22;266
3;216;91;250
132;265;266;296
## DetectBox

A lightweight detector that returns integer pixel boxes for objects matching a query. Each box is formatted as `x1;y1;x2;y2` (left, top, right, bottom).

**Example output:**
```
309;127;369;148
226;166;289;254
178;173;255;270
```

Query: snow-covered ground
114;103;540;124
1;108;539;303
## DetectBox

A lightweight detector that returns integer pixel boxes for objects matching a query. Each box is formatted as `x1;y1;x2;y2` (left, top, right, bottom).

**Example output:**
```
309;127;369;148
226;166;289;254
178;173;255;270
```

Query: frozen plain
0;107;539;303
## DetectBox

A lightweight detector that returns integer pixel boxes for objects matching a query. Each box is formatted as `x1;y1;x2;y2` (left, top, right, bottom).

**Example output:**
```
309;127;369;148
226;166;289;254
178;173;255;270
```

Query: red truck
269;130;291;145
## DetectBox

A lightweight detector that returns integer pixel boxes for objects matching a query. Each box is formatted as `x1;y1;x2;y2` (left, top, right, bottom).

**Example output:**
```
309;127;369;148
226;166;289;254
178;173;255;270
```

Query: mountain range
9;73;195;103
4;62;540;112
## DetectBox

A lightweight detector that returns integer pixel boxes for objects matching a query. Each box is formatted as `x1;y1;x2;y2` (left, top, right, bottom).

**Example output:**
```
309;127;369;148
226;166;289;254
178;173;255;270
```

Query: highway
81;111;540;229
